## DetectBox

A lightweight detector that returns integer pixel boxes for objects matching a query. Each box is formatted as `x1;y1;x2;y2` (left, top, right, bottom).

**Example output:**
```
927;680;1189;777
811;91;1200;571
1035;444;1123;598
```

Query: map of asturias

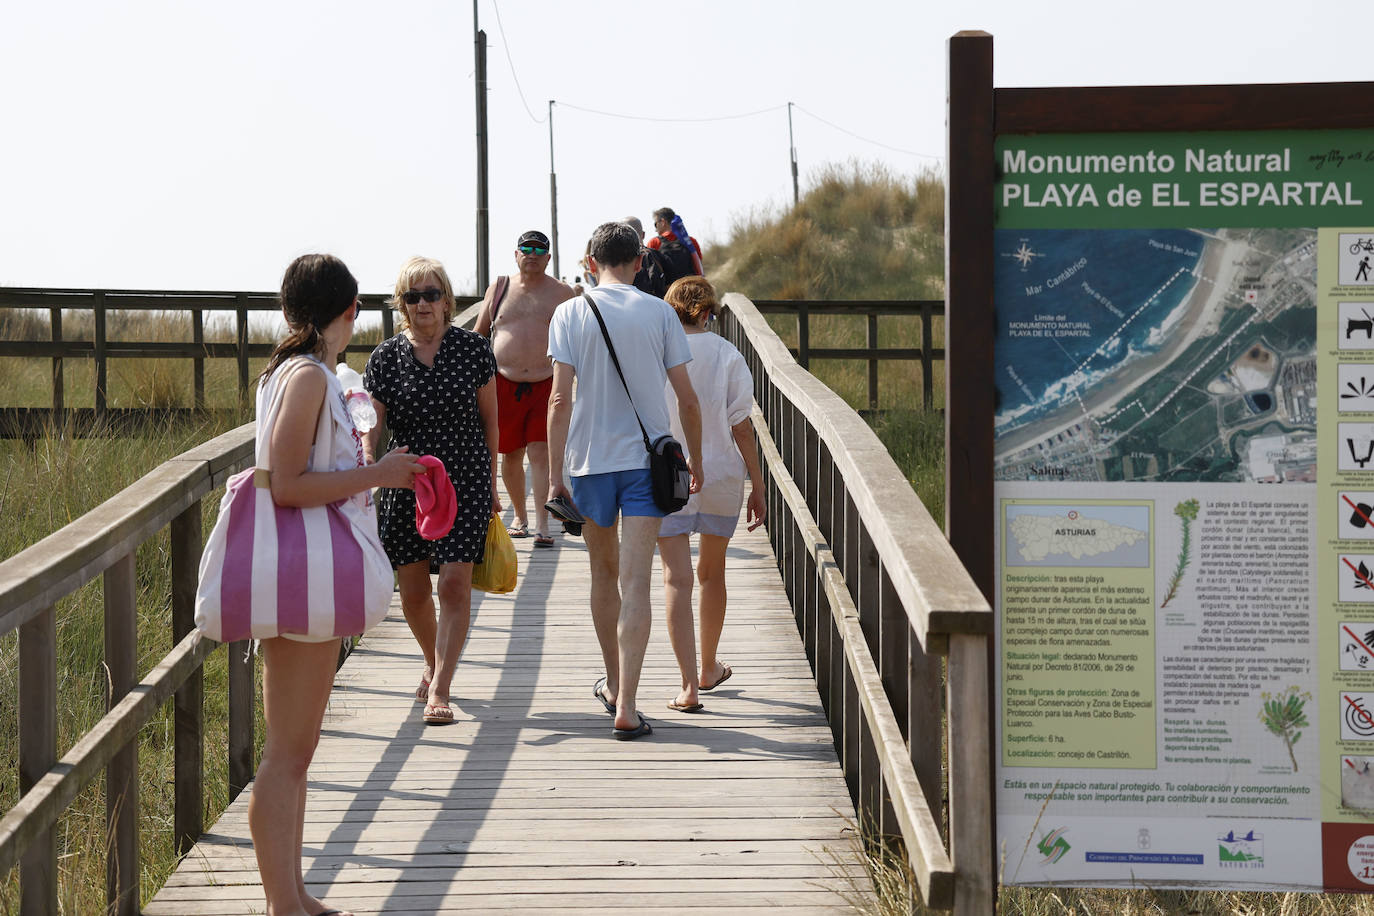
1009;512;1148;562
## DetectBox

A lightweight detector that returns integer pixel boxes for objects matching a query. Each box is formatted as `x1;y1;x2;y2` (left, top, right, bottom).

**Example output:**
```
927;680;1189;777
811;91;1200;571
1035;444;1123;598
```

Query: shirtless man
475;230;574;546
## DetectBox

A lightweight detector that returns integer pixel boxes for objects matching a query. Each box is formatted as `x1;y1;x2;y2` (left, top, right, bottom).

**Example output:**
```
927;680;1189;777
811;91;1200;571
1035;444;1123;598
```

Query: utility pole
548;100;560;279
474;1;490;292
788;101;799;206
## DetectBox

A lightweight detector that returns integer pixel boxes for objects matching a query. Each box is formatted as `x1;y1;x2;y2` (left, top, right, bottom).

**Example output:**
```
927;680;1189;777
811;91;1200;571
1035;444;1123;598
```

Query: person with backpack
622;215;668;298
647;207;704;284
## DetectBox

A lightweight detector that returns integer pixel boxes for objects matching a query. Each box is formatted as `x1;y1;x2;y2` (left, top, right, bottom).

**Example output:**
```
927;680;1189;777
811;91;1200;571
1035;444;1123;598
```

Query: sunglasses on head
402;288;444;305
518;245;549;255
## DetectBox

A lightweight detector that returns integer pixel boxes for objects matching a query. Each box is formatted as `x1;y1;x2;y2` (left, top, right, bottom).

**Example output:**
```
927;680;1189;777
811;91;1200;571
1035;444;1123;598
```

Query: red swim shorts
496;373;552;454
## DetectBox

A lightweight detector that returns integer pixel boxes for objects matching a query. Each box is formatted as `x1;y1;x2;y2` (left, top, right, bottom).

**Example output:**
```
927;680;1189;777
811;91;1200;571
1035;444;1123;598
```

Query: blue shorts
569;468;665;528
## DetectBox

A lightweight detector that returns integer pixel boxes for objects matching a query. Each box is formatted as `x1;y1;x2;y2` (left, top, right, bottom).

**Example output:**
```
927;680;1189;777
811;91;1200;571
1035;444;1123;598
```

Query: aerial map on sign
993;227;1317;483
1004;504;1150;566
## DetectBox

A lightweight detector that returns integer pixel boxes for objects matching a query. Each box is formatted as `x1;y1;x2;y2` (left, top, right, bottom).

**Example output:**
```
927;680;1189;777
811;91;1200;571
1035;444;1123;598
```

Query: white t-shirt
547;283;692;476
665;331;754;516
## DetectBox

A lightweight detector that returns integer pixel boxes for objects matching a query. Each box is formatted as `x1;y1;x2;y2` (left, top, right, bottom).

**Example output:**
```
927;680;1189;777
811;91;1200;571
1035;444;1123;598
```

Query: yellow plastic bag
472;513;517;593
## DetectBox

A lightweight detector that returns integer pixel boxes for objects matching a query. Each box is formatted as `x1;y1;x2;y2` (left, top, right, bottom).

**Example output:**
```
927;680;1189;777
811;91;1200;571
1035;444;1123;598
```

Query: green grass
0;409;264;914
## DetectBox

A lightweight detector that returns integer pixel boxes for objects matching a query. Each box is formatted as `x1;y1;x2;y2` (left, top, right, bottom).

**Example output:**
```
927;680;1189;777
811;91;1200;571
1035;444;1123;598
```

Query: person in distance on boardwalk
657;277;765;710
621;215;669;298
474;231;573;548
647;206;704;284
364;256;500;725
546;221;704;739
250;254;423;916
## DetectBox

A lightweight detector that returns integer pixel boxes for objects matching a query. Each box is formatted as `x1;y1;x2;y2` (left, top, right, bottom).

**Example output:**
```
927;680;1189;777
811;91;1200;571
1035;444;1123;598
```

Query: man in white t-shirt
546;221;703;740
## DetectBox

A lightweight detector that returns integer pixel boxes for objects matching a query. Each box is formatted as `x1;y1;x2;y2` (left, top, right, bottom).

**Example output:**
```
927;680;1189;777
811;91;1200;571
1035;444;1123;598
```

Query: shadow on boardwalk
147;512;867;915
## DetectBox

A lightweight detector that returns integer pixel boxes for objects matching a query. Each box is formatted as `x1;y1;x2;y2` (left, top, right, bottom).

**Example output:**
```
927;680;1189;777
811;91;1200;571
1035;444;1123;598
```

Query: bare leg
613;514;664;730
396;560;436;690
696;534;732;686
249;637;343;916
428;561;475;708
526;441;551;536
582;517;622;698
657;532;699;707
501;446;528;529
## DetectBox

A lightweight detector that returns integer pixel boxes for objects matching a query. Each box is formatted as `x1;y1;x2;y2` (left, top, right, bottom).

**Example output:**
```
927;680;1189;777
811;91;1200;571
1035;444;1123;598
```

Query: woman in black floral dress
363;256;500;724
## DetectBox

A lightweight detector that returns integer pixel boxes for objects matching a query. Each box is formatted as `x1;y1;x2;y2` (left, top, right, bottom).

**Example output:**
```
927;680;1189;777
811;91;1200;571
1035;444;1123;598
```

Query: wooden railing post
381;298;394;340
228;641;254;799
921;302;935;410
104;553;139;916
18;604;56;916
235;295;250;406
49;307;63;421
171;502;203;854
796;302;810;369
949;633;993;912
947;31;997;909
192;306;205;410
867;312;879;410
93;291;108;416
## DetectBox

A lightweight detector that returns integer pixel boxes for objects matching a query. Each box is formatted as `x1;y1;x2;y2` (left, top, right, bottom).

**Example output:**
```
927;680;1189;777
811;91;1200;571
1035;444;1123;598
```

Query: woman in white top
250;254;422;916
658;277;766;712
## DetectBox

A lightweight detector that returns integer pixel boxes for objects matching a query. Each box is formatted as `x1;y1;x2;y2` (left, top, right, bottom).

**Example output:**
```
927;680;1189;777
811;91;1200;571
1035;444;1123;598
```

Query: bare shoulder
533;275;574;309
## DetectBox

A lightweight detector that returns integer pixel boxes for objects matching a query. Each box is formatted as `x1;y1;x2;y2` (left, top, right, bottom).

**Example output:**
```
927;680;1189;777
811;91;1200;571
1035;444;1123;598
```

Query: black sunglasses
518;245;549;255
402;288;444;305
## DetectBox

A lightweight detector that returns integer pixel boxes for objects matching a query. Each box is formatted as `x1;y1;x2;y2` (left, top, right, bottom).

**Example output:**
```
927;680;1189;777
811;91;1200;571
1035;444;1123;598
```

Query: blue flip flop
592;676;616;716
613;712;652;741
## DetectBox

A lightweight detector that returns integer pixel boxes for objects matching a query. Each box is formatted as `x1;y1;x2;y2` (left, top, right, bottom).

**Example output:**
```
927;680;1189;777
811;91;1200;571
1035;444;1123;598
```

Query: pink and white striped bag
194;357;393;642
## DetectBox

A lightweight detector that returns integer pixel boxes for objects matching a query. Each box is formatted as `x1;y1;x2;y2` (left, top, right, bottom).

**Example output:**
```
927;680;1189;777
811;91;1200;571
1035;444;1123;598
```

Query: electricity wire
792;104;940;161
489;0;545;124
554;101;787;124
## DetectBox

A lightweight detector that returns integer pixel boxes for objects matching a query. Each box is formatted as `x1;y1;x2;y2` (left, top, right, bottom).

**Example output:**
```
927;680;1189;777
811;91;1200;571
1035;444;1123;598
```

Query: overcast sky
1;0;1367;295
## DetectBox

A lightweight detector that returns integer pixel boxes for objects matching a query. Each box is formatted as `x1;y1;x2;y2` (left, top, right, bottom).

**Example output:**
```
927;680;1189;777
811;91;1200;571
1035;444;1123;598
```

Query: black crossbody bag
582;292;690;513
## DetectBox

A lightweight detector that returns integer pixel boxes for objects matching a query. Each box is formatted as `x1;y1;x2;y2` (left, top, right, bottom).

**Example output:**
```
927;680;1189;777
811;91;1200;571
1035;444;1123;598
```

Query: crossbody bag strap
582;292;652;452
486;275;510;338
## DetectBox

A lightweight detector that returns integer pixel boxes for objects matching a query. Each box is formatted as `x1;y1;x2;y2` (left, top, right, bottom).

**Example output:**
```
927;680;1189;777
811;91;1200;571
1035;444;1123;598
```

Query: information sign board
994;128;1374;890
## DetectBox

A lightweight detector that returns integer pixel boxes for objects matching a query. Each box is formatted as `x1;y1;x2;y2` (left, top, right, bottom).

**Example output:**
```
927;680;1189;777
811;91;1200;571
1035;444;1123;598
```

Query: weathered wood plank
146;502;872;913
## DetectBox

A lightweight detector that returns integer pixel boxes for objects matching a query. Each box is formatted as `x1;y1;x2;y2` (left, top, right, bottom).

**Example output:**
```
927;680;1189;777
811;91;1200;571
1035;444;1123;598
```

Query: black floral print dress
364;326;497;566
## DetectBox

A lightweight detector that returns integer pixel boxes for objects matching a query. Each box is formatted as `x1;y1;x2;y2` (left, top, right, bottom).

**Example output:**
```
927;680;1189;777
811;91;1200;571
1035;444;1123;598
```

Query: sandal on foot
423;701;454;724
700;663;733;691
506;524;530;538
667;700;704;712
533;533;555;548
415;672;431;703
592;676;616;716
613;712;652;740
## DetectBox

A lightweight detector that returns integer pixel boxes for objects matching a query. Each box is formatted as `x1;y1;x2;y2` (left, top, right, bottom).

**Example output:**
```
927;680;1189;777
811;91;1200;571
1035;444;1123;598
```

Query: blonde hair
389;256;456;331
664;276;717;326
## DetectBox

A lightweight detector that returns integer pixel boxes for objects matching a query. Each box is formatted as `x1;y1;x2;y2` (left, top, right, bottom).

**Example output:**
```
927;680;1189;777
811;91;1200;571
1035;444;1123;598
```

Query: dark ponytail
261;254;358;381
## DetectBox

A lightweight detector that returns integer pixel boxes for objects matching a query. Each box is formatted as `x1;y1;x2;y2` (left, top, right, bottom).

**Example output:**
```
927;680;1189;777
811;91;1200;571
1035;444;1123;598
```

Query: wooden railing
721;293;992;912
0;304;487;915
0;293;985;911
0;423;257;916
0;288;482;437
751;299;945;410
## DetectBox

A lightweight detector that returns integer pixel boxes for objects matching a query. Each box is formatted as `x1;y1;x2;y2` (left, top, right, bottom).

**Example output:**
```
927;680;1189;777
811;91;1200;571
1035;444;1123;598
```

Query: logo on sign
1218;829;1263;868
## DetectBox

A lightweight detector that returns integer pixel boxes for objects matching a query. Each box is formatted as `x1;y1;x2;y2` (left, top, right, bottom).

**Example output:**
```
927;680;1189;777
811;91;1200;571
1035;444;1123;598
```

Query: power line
792;104;940;161
489;0;545;124
555;101;786;124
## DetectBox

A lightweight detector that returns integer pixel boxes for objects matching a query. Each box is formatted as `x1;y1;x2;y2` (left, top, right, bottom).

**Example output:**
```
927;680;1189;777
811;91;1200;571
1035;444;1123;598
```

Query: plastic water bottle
335;363;376;432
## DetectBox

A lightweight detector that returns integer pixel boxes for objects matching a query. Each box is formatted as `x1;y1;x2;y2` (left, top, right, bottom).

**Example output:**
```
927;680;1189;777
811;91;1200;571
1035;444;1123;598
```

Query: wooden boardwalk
145;509;868;914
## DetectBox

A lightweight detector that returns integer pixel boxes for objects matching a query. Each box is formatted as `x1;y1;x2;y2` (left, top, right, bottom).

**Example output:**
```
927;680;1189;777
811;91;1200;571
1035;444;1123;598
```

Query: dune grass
0;408;260;914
